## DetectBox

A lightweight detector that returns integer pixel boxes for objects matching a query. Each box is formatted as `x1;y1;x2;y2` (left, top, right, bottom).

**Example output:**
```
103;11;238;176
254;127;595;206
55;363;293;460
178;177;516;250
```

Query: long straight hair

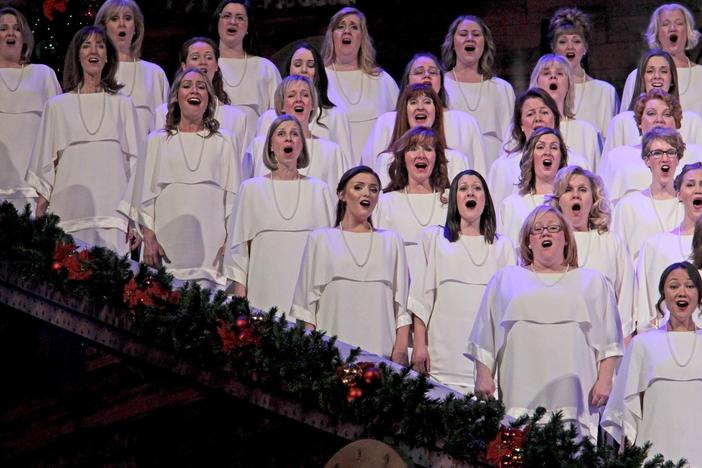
443;169;496;243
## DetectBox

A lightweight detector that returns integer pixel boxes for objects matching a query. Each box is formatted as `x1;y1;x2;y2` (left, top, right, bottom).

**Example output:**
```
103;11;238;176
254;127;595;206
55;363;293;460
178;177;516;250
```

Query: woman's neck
117;49;134;62
459;217;481;236
220;41;245;59
272;163;299;181
452;60;481;82
340;216;372;233
80;75;102;93
406;178;433;194
0;55;22;68
178;116;204;132
333;53;359;70
668;317;697;332
571;65;587;84
678;214;697;235
530;259;568;273
534;179;553;195
649;181;676;199
672;53;689;68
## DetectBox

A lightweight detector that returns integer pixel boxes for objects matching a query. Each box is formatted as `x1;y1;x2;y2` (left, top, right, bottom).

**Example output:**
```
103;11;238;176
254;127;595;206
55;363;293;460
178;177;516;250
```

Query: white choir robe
603;110;702;155
620;64;702;116
291;227;411;358
372;149;470;190
573;78;619;138
467;266;623;440
128;129;240;289
612;191;682;263
602;329;702;467
598;144;702;204
324;68;399;164
444;75;515;166
0;64;61;211
115;60;169;136
242;135;347;190
360;109;488;177
408;226;516;393
26;92;141;255
499;192;547;244
256;107;354;170
218;56;281;116
225;176;334;314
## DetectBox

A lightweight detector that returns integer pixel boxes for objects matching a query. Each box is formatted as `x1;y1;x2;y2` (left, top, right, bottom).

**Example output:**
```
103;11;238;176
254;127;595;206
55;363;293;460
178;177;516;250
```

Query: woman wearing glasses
468;204;623;441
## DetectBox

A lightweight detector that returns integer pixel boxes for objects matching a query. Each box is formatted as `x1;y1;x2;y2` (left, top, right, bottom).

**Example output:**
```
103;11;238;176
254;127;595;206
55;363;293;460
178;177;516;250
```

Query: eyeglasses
530;224;563;235
219;13;248;23
646;149;678;159
411;66;441;77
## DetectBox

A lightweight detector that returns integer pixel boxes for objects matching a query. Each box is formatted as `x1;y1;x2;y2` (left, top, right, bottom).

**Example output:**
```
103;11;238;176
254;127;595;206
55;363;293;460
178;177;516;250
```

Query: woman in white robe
598;89;702;204
548;7;618;138
361;53;486;173
95;0;168;136
26;26;140;256
130;68;239;290
227;114;334;314
321;7;398;163
499;127;568;244
636;162;702;331
619;4;702;115
469;205;623;441
373;127;450;279
604;50;702;155
549;166;636;338
440;15;514;166
603;261;702;466
0;7;61;212
243;75;346;190
291;165;410;364
409;169;515;393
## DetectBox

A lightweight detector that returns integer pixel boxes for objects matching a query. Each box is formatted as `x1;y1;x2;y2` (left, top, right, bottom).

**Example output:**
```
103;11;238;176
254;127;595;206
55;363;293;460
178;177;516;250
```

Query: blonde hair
165;68;219;136
273;75;318;123
262;114;310;171
518;205;579;268
529;54;575;119
548;165;611;234
321;7;381;76
645;3;700;50
517;127;568;195
0;7;34;64
549;7;592;50
95;0;145;59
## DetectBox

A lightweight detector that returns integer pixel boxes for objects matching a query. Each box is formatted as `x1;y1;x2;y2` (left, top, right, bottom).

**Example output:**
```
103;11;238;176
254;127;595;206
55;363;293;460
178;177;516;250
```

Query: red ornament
236;315;250;330
238;328;261;347
362;366;381;385
346;386;363;402
52;261;62;271
485;426;527;467
217;319;238;353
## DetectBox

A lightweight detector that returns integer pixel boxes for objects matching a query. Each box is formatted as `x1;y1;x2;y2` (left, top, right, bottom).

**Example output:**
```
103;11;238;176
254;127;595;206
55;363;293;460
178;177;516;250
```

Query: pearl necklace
77;87;106;136
665;329;698;367
451;69;483;112
120;59;139;97
459;234;489;267
177;128;206;172
678;57;693;97
0;64;24;92
404;188;436;227
340;223;374;267
528;264;570;287
270;173;301;221
221;53;248;88
331;63;364;106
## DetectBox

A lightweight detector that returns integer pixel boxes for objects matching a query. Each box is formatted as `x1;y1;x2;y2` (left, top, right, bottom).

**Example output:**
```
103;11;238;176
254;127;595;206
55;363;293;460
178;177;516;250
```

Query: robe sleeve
290;231;321;325
360;112;392;168
224;183;252;286
465;272;500;373
263;60;282;112
634;242;658;332
589;271;625;361
407;226;438;325
392;231;412;328
25;99;60;199
612;233;637;336
325;107;354;170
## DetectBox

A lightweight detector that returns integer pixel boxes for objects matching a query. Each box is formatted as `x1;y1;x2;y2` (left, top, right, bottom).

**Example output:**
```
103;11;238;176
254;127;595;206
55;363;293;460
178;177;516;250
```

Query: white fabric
0;64;61;210
242;135;347;190
621;64;702;116
602;330;702;467
499;192;546;244
574;230;636;336
225;176;334;314
573;78;618;138
218;56;281;116
372;148;470;190
324;68;399;164
612;191;682;263
603;110;702;155
635;232;693;331
256;106;354;169
115;60;169;135
26;92;141;255
408;226;516;392
444;75;515;166
360;109;487;176
467;266;623;440
597;144;702;203
291;227;411;358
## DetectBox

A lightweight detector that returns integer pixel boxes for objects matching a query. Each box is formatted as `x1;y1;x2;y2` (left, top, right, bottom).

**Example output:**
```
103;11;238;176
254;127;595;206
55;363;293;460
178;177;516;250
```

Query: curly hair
518;205;579;268
548;165;611;233
321;7;380;76
645;3;700;51
389;83;446;145
94;0;145;59
628;50;679;111
517;127;568;195
440;15;496;79
62;26;123;94
164;67;220;136
633;88;683;132
506;88;561;154
529;54;575;119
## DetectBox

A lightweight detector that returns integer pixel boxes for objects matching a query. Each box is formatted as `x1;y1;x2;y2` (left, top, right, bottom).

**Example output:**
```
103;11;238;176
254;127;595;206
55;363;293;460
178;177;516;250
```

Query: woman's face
282;81;313;124
657;8;687;57
677;168;702;220
520;97;556;139
79;33;108;78
183;42;218;83
663;268;699;325
289;47;316;81
645;138;680;187
536;63;568;106
643;56;672;92
528;210;567;267
553;33;586;70
406;93;436;129
456;174;485;226
408;55;441;95
217;2;248;47
558;174;593;231
270;120;303;165
103;7;135;56
639;98;676;134
0;14;23;63
532;133;562;184
332;14;361;61
177;70;209;119
339;172;380;222
405;138;436;185
452;19;485;66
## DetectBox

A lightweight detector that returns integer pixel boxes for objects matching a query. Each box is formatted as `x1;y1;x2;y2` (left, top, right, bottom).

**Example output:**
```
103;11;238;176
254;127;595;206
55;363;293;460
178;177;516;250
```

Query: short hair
517;127;568;195
549;7;593;50
273;74;318;123
674;161;702;192
62;26;122;94
164;67;219;136
262;114;310;171
0;7;34;64
94;0;145;59
335;165;381;227
210;1;257;55
397;52;448;108
548;165;611;233
518;205;578;268
443;169;497;244
628;49;679;111
633;88;683;132
390;83;446;145
507;88;561;154
641;127;686;161
179;36;229;105
645;3;700;50
655;261;702;318
529;54;575;119
440;15;496;79
321;7;380;76
283;41;335;113
384;127;450;197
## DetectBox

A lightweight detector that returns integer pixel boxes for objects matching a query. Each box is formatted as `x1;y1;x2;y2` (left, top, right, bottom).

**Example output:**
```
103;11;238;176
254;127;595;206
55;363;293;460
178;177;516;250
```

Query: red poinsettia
485;425;528;467
52;241;93;280
43;0;67;21
217;319;238;353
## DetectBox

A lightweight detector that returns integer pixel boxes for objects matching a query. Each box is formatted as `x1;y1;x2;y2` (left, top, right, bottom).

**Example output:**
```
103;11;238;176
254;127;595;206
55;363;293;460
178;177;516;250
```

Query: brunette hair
164;67;219;135
0;7;34;64
178;36;229;105
283;41;335;128
628;49;679;111
389;83;446;144
507;88;561;154
62;26;122;93
335;165;381;227
518;205;578;268
641;127;685;161
655;261;702;318
398;52;448;107
443;169;497;243
440;15;496;79
517;127;568;195
210;0;258;55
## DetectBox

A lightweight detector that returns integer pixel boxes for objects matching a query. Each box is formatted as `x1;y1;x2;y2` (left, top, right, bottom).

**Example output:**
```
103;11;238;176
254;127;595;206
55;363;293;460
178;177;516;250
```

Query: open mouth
548;83;558;91
693;197;702;207
227;27;237;34
466;200;477;208
88;57;99;64
414;112;428;122
283;146;294;154
571;203;581;212
651;81;664;87
342;38;352;45
360;199;371;207
543;159;553;168
117;31;127;38
464;44;476;52
293;105;304;113
414;161;428;170
565;52;576;59
541;239;553;248
670;33;679;44
661;164;670;173
186;96;201;105
676;299;690;308
6;38;16;45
